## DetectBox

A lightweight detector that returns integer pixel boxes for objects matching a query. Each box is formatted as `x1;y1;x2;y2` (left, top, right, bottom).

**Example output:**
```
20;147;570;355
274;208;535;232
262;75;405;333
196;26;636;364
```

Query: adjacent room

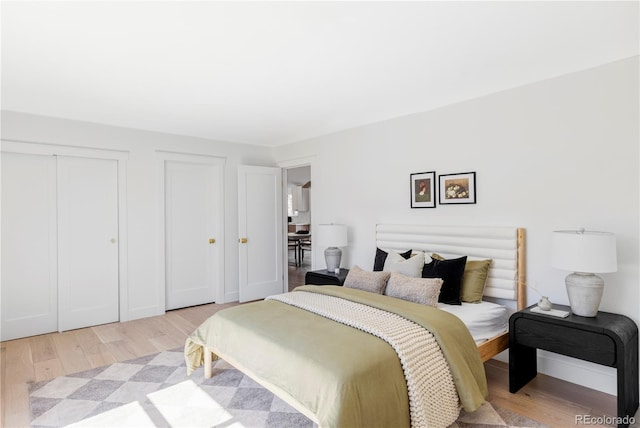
1;1;638;427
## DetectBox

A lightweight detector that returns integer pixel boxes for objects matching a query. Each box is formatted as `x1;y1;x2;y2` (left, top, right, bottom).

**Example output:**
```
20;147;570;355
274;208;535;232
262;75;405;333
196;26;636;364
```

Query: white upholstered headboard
375;224;526;309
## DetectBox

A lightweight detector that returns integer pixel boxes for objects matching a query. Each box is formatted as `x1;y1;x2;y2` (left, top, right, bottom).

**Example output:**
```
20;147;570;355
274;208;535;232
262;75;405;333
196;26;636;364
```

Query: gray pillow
385;272;443;307
343;265;391;294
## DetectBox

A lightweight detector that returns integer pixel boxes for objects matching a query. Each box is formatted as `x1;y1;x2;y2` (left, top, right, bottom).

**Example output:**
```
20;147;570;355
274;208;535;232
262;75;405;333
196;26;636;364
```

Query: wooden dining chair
299;238;312;264
288;240;299;266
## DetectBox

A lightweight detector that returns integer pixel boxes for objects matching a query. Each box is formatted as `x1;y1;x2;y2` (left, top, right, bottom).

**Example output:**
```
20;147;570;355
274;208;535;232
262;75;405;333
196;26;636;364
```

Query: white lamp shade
317;224;348;247
551;230;617;273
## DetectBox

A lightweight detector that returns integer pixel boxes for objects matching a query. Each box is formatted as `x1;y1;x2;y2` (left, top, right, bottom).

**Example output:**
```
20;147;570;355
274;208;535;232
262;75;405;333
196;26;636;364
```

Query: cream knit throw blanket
266;291;460;428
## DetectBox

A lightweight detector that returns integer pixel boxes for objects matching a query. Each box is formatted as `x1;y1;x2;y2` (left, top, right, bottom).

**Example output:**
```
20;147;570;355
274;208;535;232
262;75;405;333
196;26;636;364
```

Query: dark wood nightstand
304;269;349;286
509;304;638;427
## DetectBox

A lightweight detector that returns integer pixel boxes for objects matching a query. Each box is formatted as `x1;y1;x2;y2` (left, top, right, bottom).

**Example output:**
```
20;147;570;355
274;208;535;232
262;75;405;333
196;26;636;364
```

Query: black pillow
373;248;412;271
422;256;467;305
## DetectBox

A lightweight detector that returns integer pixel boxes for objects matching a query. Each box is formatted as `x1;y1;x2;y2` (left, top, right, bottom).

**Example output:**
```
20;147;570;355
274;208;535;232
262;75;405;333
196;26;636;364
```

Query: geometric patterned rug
29;348;548;427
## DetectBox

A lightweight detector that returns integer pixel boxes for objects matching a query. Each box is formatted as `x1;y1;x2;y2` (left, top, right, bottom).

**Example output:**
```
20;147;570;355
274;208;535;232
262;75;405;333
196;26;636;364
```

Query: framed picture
410;171;436;208
439;172;476;204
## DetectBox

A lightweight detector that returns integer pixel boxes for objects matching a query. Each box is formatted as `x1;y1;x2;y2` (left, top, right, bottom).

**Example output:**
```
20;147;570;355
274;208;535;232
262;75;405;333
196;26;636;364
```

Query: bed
185;224;526;428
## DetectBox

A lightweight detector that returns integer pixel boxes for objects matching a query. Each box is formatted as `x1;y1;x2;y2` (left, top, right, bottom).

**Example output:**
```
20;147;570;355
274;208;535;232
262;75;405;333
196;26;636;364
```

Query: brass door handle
209;238;216;244
239;238;248;243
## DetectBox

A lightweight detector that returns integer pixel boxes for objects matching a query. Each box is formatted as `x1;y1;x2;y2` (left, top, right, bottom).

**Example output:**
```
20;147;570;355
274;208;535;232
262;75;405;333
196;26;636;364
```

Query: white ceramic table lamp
317;224;348;272
551;229;617;317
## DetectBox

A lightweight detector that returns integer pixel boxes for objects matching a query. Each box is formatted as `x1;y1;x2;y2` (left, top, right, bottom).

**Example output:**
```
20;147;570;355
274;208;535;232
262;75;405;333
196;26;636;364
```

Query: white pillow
383;251;425;277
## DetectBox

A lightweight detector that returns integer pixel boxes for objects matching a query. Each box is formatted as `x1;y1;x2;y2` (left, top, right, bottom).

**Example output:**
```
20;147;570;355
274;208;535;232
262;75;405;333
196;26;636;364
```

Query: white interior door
164;159;223;310
57;156;119;331
238;165;283;302
1;152;58;341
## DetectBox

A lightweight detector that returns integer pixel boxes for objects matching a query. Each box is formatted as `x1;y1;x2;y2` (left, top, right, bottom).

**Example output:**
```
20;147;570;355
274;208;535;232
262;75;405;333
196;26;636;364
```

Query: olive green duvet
185;285;487;428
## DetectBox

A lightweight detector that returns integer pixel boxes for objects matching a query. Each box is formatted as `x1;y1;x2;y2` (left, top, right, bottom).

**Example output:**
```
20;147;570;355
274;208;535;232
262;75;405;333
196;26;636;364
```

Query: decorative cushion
422;256;467;305
432;254;492;303
385;272;443;307
461;259;492;303
343;265;391;294
373;248;412;271
383;251;426;278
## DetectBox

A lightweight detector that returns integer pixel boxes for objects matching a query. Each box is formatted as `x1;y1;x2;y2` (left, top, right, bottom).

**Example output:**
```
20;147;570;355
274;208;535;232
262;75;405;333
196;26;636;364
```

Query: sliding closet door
1;153;58;341
164;158;223;310
57;156;119;331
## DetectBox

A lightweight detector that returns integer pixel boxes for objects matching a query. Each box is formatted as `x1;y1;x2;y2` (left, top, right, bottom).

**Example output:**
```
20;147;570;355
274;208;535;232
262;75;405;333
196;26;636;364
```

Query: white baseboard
537;350;616;395
495;350;616;395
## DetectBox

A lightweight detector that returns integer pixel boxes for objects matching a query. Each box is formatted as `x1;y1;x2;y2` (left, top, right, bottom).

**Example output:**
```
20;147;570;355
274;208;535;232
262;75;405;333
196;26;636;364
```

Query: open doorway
285;165;311;290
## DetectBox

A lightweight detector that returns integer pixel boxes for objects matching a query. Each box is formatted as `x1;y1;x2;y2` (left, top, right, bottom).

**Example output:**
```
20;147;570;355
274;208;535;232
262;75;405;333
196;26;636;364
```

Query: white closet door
165;160;222;310
1;153;58;341
238;165;284;302
57;156;119;331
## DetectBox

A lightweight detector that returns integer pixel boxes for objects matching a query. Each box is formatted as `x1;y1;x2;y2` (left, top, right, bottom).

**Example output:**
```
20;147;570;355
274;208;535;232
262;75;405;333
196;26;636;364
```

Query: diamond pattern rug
29;348;547;427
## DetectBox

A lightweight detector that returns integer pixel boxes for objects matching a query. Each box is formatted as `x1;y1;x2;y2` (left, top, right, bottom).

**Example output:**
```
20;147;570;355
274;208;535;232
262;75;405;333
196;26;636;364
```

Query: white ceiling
2;1;638;147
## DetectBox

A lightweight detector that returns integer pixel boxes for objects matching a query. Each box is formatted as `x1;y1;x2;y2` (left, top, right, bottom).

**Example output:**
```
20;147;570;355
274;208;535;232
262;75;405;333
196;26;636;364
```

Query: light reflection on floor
68;380;238;428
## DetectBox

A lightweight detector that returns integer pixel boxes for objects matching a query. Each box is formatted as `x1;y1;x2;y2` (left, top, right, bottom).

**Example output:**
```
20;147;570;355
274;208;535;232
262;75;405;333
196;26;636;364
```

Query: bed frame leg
204;347;213;379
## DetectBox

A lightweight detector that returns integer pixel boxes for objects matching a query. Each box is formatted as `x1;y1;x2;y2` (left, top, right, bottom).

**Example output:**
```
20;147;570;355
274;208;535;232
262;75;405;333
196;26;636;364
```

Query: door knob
239;238;248;243
209;238;216;244
110;238;117;244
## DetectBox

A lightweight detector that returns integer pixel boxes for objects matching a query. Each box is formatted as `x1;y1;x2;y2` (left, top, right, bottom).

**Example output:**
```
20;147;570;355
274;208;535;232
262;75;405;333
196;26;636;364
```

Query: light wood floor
0;301;239;427
1;296;634;427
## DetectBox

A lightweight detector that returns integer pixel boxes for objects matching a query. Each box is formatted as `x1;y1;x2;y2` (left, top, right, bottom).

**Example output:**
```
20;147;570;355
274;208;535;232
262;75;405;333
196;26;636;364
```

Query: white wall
273;57;639;394
1;111;276;317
